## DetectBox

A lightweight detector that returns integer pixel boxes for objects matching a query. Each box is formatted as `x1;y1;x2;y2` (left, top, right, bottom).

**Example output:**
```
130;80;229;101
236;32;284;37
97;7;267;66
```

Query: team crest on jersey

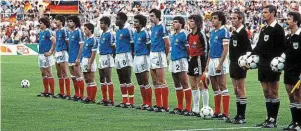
215;36;218;39
175;39;179;45
233;40;237;47
72;36;75;39
193;41;197;45
103;38;105;41
138;38;141;41
293;42;299;49
264;35;269;42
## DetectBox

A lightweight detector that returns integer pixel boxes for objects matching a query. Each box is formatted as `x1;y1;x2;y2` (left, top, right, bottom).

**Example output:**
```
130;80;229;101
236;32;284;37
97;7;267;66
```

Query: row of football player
36;6;301;130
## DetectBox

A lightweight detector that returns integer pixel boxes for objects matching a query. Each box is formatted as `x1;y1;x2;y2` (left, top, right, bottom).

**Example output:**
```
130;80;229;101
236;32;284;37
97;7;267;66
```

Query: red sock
121;84;128;103
176;88;184;110
145;86;152;106
86;87;91;99
184;88;192;111
72;78;79;97
222;95;230;116
128;84;135;104
140;85;146;105
91;86;97;102
42;77;49;94
48;77;55;94
154;87;162;107
162;86;169;109
78;80;85;99
108;83;114;103
59;78;65;95
65;78;70;96
214;93;222;114
101;84;108;101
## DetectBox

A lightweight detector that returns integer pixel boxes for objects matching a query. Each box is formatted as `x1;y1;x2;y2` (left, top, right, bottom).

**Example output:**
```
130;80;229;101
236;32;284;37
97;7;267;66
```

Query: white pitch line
171;126;278;131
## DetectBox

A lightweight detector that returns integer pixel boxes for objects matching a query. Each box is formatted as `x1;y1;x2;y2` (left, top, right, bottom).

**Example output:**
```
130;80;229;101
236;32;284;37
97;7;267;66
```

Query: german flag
45;1;79;14
7;13;17;23
24;1;32;13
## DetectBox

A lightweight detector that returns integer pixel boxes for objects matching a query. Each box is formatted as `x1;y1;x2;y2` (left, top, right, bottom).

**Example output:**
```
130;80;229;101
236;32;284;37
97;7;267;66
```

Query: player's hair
84;23;94;34
67;15;81;28
149;9;161;21
39;17;50;28
55;15;66;26
188;14;203;29
173;16;185;29
233;11;245;24
134;14;147;27
211;11;226;25
288;11;301;27
117;12;127;22
263;5;277;17
100;16;111;27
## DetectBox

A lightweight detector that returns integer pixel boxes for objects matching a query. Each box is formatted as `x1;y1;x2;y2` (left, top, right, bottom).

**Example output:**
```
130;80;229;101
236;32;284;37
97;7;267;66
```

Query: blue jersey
82;35;98;58
99;30;115;55
134;28;150;56
170;30;189;61
150;22;169;52
39;28;53;54
115;26;134;54
55;28;69;52
209;26;230;58
68;28;84;63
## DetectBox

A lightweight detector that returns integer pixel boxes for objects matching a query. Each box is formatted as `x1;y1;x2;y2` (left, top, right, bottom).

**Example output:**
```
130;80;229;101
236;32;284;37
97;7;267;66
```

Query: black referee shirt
229;25;252;61
284;28;301;67
253;20;285;61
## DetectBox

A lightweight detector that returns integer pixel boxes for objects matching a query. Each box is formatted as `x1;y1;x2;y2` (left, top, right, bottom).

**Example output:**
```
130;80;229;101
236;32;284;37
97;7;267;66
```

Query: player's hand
167;57;170;65
75;59;80;66
87;65;91;72
205;66;208;73
215;64;222;73
44;51;52;56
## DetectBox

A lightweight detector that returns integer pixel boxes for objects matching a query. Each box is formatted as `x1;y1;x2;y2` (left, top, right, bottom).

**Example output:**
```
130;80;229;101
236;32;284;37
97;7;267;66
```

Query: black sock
290;103;297;123
297;103;301;124
236;100;240;117
240;98;247;119
270;99;280;123
266;100;272;120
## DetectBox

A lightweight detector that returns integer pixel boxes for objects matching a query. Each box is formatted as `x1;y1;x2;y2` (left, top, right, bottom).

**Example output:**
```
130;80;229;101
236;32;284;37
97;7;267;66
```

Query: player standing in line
81;23;98;104
283;12;301;130
114;12;135;108
168;16;193;116
252;5;285;128
229;11;252;124
97;16;116;106
54;15;71;99
147;9;170;112
37;17;56;98
187;14;209;116
132;14;152;110
66;15;85;101
205;11;231;121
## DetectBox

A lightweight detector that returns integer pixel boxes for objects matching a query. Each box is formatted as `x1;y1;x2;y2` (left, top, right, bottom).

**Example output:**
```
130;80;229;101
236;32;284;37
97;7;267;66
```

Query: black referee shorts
188;56;206;76
230;61;247;79
258;63;281;82
284;65;300;85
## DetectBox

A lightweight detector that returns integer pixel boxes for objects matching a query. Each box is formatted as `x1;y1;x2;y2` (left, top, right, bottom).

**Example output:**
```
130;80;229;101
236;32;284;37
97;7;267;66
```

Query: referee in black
283;11;301;130
229;11;252;124
252;5;285;128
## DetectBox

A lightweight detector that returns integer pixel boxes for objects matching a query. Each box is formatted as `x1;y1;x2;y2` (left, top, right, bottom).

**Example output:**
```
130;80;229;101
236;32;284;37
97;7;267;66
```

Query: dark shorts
258;63;281;82
284;65;300;85
188;56;206;76
230;61;247;79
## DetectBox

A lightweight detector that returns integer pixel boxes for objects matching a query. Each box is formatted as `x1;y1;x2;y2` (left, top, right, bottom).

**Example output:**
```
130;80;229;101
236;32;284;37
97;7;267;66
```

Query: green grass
1;56;291;131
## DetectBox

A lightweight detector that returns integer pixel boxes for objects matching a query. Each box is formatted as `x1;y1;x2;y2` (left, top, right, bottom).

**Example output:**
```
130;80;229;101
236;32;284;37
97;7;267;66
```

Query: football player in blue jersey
54;15;71;99
97;16;116;106
66;15;85;101
133;14;152;110
114;12;136;108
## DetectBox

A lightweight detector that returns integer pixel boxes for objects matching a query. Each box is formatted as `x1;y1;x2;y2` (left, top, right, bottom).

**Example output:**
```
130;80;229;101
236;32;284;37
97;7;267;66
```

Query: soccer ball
270;57;285;72
200;106;214;119
238;55;248;67
246;55;259;69
21;79;30;88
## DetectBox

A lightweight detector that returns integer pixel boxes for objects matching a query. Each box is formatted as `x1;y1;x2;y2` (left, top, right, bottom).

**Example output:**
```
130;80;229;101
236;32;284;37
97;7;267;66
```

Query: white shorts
98;54;115;69
168;58;188;73
150;51;167;69
81;57;97;72
115;52;133;69
55;51;69;63
38;54;54;68
208;58;229;76
133;55;150;73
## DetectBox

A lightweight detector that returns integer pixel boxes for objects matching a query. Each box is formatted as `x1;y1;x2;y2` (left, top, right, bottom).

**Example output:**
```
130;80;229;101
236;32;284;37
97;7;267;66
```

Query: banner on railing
0;44;39;55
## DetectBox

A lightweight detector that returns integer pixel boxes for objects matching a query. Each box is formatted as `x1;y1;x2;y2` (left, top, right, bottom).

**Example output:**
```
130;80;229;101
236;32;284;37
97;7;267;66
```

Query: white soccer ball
238;55;248;67
21;79;30;88
281;53;286;60
246;55;259;69
200;106;214;119
270;57;285;72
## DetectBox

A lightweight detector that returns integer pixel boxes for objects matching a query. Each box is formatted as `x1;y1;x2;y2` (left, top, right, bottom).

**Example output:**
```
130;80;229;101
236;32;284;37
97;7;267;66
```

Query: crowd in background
0;0;300;44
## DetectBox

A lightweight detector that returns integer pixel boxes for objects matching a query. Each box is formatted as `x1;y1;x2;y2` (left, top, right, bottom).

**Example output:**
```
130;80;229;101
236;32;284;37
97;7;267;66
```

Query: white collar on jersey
293;28;301;36
157;21;163;25
88;34;94;38
267;20;277;27
140;27;146;32
236;25;244;33
214;25;225;32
